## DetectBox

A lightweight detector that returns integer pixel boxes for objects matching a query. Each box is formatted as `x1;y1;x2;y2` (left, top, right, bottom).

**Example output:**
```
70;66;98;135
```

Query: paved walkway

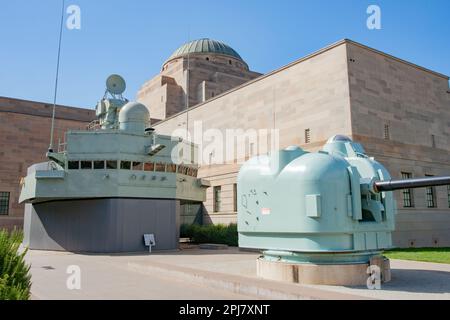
25;246;450;300
26;249;251;300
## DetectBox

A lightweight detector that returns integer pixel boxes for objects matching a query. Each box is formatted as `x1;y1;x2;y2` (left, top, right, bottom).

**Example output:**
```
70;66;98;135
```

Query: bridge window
132;162;143;170
155;163;166;172
166;164;177;173
80;161;92;169
120;161;131;170
93;161;105;169
0;192;10;215
144;162;154;171
68;161;79;170
401;172;414;207
106;160;117;169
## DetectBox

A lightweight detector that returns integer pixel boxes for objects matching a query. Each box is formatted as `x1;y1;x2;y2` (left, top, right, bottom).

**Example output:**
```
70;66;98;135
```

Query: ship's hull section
23;198;180;252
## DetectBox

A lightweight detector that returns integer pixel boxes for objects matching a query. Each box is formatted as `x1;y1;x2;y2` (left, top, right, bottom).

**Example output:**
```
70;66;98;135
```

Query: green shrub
180;223;238;246
0;229;31;300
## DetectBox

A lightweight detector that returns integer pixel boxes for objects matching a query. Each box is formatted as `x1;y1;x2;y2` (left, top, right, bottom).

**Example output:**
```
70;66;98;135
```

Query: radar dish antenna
106;74;126;96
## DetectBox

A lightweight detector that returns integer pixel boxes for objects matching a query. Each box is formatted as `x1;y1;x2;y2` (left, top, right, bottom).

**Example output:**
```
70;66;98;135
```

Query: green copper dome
167;38;244;62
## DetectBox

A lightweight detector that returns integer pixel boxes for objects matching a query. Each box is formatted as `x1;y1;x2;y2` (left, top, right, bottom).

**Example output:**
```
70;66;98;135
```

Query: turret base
257;256;391;286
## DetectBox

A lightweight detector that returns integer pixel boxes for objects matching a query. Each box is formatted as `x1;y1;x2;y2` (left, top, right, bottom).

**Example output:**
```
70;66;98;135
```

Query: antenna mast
49;0;66;152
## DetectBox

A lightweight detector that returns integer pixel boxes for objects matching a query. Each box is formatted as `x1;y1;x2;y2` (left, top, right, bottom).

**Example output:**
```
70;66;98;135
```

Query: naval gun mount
19;75;209;253
237;135;450;285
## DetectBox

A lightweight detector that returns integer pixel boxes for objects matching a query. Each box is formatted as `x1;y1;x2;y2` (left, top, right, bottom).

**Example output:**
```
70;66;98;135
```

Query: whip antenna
49;0;66;152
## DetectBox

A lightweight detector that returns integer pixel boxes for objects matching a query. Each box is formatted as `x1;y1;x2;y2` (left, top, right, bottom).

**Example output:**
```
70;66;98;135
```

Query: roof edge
155;38;449;125
344;39;449;80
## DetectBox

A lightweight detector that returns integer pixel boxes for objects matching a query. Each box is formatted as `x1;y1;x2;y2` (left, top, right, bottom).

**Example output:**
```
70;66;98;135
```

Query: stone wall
0;97;95;229
346;41;450;247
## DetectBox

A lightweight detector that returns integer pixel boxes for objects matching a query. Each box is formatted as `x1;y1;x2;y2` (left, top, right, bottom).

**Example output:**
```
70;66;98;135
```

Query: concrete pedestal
257;256;391;286
23;198;180;253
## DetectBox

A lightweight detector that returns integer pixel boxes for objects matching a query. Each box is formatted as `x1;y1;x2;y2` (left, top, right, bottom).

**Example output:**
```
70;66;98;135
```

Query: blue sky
1;0;449;108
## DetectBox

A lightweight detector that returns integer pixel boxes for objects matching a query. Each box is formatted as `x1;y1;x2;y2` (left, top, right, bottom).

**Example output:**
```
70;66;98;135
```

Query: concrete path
25;246;450;300
26;249;252;300
307;259;450;300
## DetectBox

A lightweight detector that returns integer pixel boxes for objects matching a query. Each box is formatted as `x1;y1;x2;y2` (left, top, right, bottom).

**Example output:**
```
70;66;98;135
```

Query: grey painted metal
374;176;450;192
23;198;180;253
20;75;206;253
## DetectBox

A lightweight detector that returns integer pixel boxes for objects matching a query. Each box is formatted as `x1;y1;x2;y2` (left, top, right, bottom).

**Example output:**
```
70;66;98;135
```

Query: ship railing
57;141;67;153
87;119;101;131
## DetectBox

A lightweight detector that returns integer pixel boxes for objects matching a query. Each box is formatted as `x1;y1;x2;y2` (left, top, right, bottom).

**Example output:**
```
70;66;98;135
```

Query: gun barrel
374;176;450;192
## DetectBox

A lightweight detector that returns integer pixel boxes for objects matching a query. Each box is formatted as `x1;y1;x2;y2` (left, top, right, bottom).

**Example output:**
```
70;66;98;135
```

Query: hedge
180;223;238;246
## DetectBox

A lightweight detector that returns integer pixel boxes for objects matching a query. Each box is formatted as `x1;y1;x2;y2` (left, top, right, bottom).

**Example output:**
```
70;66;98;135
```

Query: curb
127;260;371;300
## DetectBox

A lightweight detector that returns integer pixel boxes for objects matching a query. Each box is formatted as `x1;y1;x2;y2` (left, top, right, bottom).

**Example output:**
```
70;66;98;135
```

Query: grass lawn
383;247;450;264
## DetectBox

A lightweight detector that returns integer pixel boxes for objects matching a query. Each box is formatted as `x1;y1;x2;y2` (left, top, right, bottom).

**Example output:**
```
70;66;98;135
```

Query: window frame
400;172;414;208
93;160;105;169
233;183;237;213
305;128;311;144
425;174;436;208
213;186;221;213
106;160;118;169
0;191;10;215
80;161;93;170
67;161;80;170
120;161;132;170
447;185;450;208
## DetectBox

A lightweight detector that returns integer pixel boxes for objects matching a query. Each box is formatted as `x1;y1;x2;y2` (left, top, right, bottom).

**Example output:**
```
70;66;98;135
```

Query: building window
0;192;10;215
233;183;237;212
447;185;450;208
213;186;221;212
229;60;232;65
305;129;311;143
431;134;436;148
206;57;209;61
425;175;436;208
401;172;414;207
384;124;390;140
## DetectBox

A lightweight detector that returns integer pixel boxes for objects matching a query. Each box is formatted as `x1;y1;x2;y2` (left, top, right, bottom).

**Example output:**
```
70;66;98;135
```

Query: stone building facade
149;39;450;248
0;97;95;229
